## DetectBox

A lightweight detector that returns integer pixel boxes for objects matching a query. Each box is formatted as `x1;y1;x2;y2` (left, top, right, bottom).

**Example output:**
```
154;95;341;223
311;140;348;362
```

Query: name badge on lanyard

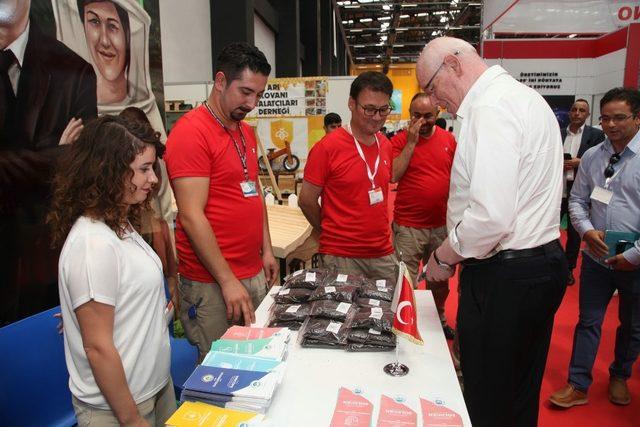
204;102;257;198
241;180;258;197
353;133;383;205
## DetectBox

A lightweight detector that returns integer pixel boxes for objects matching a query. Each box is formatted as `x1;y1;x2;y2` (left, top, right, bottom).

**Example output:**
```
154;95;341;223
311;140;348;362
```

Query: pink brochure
376;394;417;426
221;325;286;340
330;387;374;427
420;398;463;427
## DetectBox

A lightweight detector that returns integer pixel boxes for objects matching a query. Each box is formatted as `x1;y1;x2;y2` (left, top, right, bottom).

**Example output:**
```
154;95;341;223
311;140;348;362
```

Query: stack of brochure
180;326;290;414
165;400;272;427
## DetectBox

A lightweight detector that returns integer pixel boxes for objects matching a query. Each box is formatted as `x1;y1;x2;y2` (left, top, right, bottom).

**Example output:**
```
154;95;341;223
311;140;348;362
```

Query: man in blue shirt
550;87;640;408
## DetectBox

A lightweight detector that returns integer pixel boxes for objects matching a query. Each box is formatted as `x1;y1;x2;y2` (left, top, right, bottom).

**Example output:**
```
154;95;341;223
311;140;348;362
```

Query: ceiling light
401;3;417;7
360;18;373;22
381;35;388;41
382;5;391;10
417;12;427;17
434;11;447;15
394;44;404;47
400;14;410;18
396;27;407;31
354;45;365;48
350;29;363;32
378;16;391;20
345;4;360;8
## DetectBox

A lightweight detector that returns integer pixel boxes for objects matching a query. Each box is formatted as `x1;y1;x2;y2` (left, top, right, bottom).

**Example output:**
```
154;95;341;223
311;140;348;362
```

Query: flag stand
383;341;409;376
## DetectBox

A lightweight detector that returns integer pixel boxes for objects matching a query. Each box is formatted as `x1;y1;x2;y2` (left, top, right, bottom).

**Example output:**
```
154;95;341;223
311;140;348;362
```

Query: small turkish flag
391;261;424;345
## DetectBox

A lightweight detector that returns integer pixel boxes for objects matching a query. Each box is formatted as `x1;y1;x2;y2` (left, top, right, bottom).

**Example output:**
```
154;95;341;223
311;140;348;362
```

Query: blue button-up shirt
569;129;640;265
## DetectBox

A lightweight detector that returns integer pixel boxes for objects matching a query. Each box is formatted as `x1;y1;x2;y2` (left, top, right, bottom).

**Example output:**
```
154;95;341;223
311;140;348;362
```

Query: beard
230;108;251;122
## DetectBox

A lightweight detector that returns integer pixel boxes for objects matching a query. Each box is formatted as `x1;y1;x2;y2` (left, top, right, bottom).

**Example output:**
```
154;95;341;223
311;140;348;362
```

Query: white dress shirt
4;20;29;94
446;65;563;259
563;123;584;184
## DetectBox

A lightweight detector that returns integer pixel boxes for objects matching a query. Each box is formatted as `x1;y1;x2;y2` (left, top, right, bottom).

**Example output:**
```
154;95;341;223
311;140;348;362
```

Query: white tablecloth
252;287;471;426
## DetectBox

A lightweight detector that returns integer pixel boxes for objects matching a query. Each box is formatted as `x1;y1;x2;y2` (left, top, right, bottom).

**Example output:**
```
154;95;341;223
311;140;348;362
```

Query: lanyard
352;132;380;189
604;150;638;189
204;102;249;180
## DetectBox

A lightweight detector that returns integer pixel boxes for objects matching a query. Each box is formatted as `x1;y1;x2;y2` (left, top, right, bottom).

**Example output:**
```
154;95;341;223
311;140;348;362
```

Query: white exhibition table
252;286;472;426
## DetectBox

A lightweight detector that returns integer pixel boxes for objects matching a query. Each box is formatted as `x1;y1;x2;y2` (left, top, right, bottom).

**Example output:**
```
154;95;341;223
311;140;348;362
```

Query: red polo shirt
391;126;456;229
304;127;394;258
165;106;264;282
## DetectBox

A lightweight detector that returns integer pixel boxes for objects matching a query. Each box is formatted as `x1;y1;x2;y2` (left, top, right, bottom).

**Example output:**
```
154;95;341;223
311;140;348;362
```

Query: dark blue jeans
568;254;640;392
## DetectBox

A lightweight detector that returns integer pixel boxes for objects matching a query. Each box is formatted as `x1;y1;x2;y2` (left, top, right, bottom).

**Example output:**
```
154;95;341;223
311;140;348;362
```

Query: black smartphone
564;153;572;160
616;240;631;255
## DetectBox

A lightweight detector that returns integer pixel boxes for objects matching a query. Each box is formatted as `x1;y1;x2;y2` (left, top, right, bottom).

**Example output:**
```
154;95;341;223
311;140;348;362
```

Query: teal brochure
201;351;282;373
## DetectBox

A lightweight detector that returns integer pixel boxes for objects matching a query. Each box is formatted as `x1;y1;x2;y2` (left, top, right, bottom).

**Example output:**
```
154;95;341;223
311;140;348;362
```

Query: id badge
590;186;613;205
240;180;258;197
368;187;384;205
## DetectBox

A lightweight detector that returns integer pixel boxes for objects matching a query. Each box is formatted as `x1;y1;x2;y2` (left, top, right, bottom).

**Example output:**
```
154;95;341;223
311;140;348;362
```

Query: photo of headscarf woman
51;0;167;141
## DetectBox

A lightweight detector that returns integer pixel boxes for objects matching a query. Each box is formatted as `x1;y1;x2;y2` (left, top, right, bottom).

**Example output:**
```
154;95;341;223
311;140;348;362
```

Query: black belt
462;240;561;266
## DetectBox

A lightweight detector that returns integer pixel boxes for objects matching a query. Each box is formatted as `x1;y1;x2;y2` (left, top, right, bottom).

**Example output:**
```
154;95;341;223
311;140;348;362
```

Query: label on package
286;305;301;313
305;272;317;282
326;321;342;334
370;307;383;320
336;302;352;314
336;274;348;283
325;286;337;293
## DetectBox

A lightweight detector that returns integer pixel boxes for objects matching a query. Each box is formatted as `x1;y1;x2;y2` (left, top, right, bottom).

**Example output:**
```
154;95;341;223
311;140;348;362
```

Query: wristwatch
434;250;455;272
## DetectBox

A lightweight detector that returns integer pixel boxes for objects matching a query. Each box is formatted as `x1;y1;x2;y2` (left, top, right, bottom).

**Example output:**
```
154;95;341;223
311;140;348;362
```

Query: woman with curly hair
48;115;175;426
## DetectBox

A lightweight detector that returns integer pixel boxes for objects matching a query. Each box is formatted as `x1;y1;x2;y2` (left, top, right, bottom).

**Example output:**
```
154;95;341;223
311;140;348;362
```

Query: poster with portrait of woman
49;0;167;140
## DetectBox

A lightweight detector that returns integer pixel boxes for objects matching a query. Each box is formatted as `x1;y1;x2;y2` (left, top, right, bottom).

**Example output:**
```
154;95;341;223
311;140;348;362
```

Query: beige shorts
392;222;448;287
72;378;176;427
178;270;269;360
320;253;398;282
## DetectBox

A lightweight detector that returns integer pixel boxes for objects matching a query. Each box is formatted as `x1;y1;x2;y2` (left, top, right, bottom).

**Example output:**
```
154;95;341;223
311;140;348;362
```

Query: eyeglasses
604;153;621;179
357;103;392;117
598;114;635;124
423;50;460;94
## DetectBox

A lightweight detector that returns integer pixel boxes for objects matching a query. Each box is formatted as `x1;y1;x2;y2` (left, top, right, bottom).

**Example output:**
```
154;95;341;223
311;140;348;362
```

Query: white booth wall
159;0;212;84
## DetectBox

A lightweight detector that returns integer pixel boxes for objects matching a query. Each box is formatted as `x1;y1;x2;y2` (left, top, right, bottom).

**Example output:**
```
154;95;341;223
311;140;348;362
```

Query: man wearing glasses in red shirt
299;71;397;280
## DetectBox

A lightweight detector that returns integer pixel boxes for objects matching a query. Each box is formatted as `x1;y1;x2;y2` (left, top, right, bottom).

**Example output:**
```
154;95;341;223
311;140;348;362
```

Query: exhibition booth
1;0;639;426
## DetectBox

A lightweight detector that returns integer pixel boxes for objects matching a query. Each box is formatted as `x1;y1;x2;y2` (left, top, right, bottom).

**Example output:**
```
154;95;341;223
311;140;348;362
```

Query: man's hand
262;251;279;287
167;276;180;313
563;158;580;171
605;254;638;271
54;312;63;335
219;280;255;325
424;250;456;283
407;117;425;145
59;117;84;145
583;230;609;258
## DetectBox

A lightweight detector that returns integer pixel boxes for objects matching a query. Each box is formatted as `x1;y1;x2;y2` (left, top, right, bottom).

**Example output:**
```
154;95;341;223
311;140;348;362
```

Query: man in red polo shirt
164;43;278;360
299;71;397;280
391;93;457;339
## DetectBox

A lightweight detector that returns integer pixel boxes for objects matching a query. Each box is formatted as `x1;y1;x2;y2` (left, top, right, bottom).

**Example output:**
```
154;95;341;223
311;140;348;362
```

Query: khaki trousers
72;379;176;426
320;253;398;282
178;270;269;360
392;222;450;323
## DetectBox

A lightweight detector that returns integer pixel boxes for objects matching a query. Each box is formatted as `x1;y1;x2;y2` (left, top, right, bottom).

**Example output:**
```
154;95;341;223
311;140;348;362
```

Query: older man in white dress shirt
417;37;568;427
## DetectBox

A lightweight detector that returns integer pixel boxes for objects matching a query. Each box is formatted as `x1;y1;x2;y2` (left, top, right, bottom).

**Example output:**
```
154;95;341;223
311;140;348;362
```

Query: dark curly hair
48;115;165;248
